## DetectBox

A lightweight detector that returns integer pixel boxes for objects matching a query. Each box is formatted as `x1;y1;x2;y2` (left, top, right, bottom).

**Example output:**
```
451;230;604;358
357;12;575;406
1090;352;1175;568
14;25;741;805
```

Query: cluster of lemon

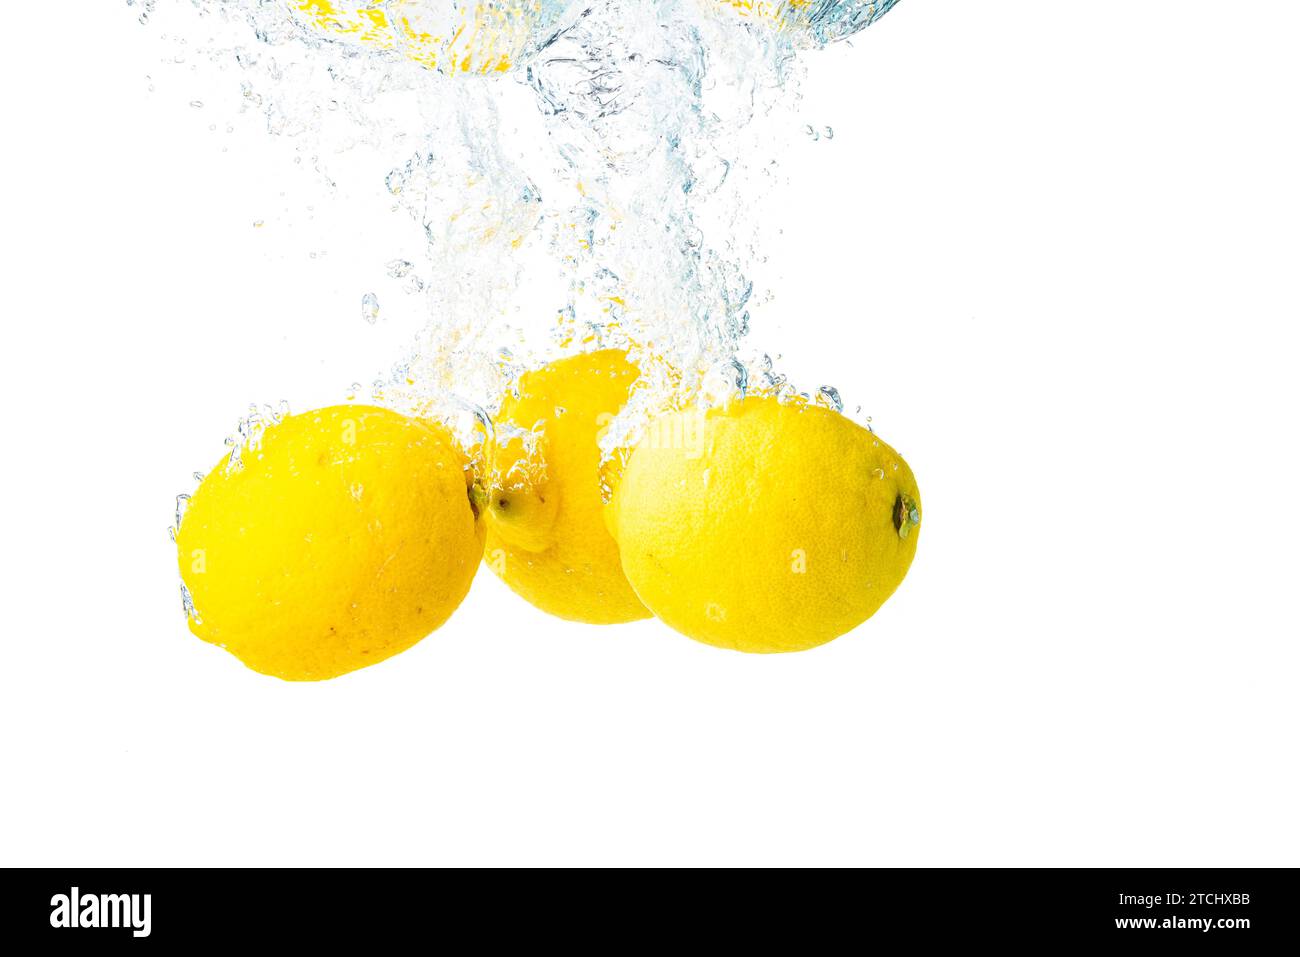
176;350;921;680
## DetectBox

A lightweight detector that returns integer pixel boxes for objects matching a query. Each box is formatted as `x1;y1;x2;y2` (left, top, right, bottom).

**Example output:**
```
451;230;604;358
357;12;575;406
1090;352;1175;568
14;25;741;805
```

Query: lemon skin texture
608;398;921;653
485;350;650;624
176;405;484;680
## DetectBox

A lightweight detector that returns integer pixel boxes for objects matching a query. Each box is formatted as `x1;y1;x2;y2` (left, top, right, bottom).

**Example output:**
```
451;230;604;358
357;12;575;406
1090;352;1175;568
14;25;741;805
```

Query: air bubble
361;292;380;324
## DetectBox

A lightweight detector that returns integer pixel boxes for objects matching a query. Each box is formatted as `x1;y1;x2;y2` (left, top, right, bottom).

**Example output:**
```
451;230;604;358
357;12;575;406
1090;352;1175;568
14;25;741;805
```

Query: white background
2;1;1297;866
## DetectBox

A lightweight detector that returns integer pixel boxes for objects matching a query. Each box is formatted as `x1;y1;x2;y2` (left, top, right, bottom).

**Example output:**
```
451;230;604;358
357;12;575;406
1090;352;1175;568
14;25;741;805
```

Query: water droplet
180;582;201;625
189;100;203;109
816;386;843;412
731;358;748;396
361;292;380;324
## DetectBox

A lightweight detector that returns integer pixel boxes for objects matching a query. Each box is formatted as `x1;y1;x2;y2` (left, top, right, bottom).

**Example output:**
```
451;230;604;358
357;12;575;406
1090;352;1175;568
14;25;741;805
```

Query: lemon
176;405;484;680
291;0;550;75
607;397;921;653
484;350;650;624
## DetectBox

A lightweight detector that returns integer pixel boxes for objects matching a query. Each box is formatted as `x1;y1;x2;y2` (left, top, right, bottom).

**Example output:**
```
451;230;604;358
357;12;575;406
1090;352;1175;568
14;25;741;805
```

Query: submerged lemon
484;349;650;624
176;405;484;680
607;397;921;653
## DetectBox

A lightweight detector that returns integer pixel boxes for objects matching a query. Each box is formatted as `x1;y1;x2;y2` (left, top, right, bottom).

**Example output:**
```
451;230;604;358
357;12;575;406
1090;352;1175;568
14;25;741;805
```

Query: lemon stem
893;493;920;540
468;482;489;520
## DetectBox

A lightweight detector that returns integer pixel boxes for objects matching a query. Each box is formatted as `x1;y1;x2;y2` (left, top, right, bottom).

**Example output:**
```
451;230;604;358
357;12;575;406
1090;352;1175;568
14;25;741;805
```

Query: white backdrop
2;1;1297;866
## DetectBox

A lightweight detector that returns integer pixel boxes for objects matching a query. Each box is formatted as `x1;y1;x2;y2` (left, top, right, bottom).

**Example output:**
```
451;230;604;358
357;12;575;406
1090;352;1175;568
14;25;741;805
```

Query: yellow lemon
176;405;484;680
484;349;650;624
607;397;921;653
291;0;550;76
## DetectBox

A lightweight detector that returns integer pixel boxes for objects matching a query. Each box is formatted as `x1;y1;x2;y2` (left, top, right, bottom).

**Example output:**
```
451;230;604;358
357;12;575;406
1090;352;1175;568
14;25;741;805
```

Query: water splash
141;0;897;457
217;400;291;473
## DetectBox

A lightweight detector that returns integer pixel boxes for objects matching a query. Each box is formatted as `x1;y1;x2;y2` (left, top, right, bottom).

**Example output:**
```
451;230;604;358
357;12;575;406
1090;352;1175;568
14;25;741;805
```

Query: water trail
138;0;898;458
